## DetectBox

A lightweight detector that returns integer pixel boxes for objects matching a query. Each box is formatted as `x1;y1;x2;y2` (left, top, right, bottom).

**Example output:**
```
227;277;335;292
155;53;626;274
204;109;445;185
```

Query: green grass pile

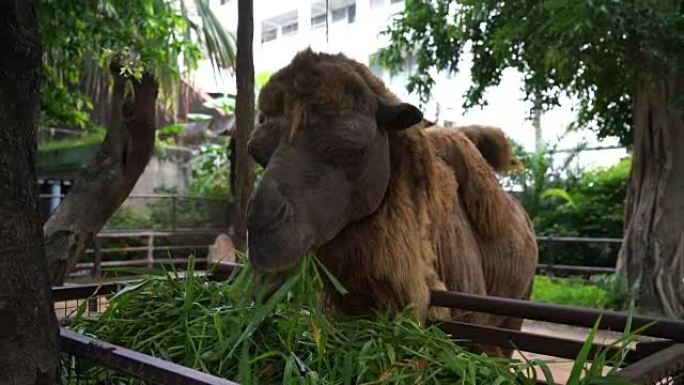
69;257;638;384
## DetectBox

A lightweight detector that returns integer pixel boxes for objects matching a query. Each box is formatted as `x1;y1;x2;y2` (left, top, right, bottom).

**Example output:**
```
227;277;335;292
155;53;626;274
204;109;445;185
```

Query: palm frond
191;0;237;74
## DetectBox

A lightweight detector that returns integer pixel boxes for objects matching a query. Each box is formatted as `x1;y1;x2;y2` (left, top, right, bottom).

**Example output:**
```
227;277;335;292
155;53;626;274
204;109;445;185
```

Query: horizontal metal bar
95;232;621;244
96;244;210;253
617;343;684;382
436;320;650;364
537;264;616;274
40;194;230;201
536;235;622;244
97;228;229;238
53;282;130;302
60;329;238;385
74;258;208;270
633;339;675;359
431;291;684;342
208;261;244;280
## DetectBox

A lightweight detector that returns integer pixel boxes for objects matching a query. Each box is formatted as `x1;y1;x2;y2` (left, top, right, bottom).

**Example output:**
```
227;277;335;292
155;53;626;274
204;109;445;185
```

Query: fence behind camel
63;231;622;284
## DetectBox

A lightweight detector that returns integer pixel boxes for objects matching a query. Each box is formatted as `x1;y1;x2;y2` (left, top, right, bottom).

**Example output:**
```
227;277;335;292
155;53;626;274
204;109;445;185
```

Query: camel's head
246;50;422;275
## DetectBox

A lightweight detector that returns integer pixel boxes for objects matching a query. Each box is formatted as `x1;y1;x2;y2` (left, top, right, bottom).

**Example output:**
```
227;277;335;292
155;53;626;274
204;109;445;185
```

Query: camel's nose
247;178;292;233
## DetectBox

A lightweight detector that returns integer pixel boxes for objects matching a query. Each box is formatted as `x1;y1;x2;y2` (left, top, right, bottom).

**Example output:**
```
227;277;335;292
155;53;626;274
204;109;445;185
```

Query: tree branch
44;66;159;286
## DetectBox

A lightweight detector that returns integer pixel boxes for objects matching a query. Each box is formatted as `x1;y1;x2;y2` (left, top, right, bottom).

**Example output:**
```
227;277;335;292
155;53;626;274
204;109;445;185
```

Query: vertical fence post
170;196;177;261
147;233;155;267
88;238;102;313
93;238;102;280
171;195;177;231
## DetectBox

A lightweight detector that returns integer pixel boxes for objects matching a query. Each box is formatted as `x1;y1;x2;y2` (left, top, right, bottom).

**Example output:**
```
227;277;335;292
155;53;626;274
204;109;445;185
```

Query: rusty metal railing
61;329;238;385
55;261;684;385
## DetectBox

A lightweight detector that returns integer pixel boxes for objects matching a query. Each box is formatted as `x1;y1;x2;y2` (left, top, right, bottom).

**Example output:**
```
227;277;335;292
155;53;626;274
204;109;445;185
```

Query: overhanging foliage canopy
377;0;683;144
37;0;235;129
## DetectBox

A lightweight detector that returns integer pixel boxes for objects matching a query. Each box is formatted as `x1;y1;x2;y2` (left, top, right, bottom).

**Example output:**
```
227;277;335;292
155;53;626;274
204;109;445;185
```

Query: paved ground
513;320;626;383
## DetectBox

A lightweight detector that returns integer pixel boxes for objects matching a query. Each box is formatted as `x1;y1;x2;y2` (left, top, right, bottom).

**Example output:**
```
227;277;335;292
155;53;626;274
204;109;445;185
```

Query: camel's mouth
250;268;290;302
247;221;311;274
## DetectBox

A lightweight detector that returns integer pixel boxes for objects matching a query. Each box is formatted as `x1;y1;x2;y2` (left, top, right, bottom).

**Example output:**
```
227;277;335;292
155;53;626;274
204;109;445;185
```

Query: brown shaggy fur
439;125;524;173
252;50;538;342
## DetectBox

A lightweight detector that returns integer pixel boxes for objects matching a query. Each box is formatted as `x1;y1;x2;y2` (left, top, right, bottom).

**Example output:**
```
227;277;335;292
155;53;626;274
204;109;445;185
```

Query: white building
190;0;626;168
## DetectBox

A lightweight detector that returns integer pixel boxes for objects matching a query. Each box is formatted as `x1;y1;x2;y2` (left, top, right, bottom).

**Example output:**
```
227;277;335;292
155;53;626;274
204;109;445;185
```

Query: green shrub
105;206;154;230
506;137;630;267
535;157;629;238
189;139;231;198
534;158;630;266
593;274;632;311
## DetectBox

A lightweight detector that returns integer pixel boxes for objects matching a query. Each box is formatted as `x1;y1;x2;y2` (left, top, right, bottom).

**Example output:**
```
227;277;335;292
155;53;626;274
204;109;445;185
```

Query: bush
189;139;231;198
506;137;630;267
106;206;155;230
535;157;629;238
534;158;630;266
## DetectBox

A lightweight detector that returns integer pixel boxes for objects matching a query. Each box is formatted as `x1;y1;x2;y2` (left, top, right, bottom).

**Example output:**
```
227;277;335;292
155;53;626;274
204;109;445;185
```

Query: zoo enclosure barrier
54;262;684;385
536;235;621;279
66;232;623;282
68;228;230;281
40;193;233;231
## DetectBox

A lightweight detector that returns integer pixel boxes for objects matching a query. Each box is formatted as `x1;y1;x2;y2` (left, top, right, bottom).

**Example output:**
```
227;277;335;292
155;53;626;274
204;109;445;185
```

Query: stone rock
207;233;235;264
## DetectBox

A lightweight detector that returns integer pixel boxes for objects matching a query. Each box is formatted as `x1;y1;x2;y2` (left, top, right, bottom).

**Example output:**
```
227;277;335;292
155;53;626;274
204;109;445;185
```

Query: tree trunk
532;92;543;151
617;66;684;318
44;67;159;285
233;0;256;251
0;1;60;383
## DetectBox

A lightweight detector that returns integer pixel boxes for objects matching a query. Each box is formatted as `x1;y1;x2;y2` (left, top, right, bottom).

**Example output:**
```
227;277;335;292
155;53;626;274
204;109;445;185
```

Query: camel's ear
376;100;423;131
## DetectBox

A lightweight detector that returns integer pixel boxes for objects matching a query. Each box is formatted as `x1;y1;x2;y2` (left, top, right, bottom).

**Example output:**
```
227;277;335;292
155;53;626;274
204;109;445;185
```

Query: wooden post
171;195;177;231
234;0;256;251
92;238;102;281
88;238;103;312
147;233;155;267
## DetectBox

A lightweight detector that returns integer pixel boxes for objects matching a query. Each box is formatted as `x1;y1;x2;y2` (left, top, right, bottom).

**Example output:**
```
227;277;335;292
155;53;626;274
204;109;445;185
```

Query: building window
262;10;298;42
261;26;277;43
314;0;356;25
282;22;298;36
332;1;356;24
391;0;402;3
220;0;231;4
311;13;326;29
332;7;346;22
348;3;356;23
370;0;384;9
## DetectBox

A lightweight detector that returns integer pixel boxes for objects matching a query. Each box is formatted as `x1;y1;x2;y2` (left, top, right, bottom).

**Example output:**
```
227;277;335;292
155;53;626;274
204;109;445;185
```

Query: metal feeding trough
54;263;684;385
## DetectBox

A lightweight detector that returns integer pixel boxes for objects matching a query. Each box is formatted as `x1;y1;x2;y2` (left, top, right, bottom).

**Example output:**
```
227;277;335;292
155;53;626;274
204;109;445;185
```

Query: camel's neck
316;128;448;318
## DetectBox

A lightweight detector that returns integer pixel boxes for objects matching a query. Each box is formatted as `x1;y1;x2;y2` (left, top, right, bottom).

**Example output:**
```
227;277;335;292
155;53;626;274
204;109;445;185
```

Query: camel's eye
258;113;266;124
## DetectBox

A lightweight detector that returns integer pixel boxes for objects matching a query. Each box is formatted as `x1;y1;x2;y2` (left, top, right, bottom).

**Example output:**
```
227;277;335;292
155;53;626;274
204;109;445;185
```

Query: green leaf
283;355;295;385
313;256;349;295
542;188;574;205
567;316;601;384
109;279;152;301
188;113;213;121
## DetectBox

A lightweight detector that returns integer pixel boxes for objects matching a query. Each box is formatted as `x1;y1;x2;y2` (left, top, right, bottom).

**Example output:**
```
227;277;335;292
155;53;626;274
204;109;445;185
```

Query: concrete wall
129;146;193;196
